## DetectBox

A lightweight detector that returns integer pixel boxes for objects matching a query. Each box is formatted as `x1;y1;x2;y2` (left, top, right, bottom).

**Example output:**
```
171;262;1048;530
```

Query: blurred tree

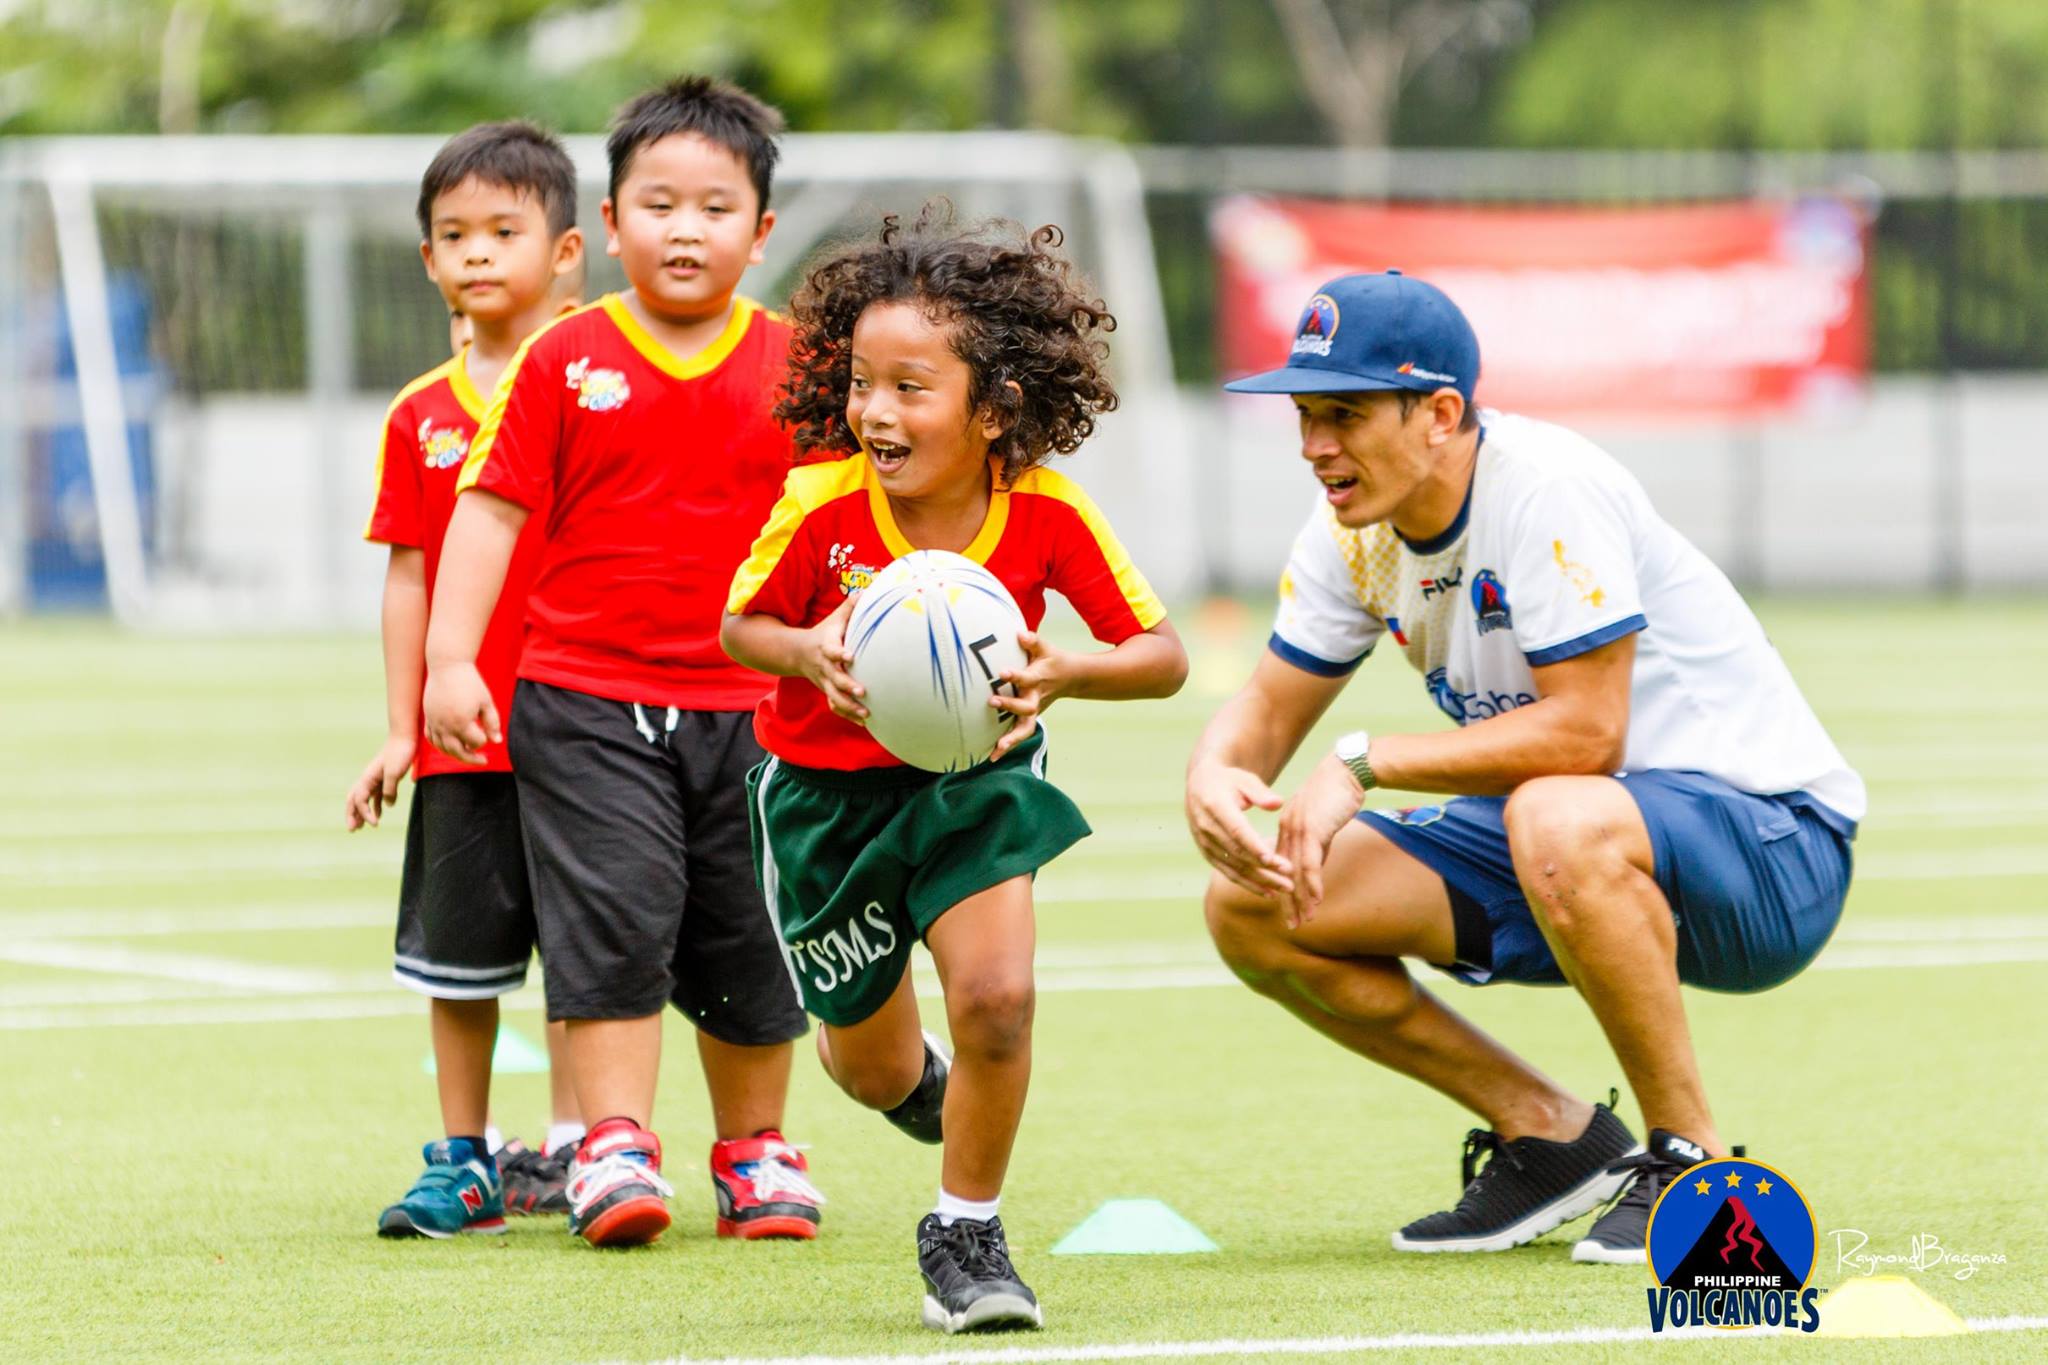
1490;0;2048;150
1268;0;1532;147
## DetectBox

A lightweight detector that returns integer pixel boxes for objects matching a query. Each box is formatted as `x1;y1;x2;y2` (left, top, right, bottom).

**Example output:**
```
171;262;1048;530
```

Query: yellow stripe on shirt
726;456;868;615
455;299;606;496
363;357;462;541
1009;466;1168;630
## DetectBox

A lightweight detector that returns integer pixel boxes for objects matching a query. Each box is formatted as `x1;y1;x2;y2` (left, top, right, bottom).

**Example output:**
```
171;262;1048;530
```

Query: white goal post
0;132;1196;627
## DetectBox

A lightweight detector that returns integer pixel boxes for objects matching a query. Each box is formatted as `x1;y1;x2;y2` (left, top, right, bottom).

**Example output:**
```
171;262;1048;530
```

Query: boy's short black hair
606;74;785;212
416;121;579;240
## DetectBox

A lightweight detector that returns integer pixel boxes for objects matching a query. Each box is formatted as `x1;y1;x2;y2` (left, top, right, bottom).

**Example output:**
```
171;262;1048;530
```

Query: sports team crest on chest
827;541;879;595
1471;569;1513;634
417;418;470;469
564;357;631;412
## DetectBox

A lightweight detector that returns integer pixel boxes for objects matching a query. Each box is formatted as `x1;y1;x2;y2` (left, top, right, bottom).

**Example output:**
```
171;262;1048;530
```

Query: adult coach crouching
1185;271;1865;1263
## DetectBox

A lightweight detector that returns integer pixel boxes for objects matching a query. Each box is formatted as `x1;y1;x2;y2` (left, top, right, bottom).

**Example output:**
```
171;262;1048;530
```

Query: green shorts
746;732;1089;1027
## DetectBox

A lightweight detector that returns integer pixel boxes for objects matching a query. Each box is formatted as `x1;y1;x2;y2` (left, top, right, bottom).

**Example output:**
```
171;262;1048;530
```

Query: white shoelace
745;1142;826;1205
566;1152;674;1212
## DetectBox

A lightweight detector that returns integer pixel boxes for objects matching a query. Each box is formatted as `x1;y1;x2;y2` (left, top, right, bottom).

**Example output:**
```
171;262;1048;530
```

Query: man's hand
1274;754;1366;927
344;735;416;831
1185;758;1294;896
989;630;1072;759
422;662;499;764
801;594;867;723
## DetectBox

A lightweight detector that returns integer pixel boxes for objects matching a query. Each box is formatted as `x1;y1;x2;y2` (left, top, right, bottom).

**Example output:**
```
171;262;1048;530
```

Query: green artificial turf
3;601;2045;1363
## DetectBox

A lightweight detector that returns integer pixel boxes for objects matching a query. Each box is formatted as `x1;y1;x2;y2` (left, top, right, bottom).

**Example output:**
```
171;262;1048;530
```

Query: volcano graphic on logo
1664;1196;1801;1292
1294;294;1339;347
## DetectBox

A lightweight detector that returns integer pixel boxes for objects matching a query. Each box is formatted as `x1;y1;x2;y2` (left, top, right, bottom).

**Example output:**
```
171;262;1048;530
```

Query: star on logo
1725;1171;1744;1188
1693;1177;1713;1195
1753;1177;1774;1196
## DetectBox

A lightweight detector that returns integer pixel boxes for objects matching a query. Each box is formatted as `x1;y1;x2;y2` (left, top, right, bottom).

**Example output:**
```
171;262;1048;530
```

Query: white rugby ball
845;550;1028;773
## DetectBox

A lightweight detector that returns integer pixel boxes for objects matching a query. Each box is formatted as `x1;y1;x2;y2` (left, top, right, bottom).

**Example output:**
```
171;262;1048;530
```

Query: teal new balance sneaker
377;1138;508;1239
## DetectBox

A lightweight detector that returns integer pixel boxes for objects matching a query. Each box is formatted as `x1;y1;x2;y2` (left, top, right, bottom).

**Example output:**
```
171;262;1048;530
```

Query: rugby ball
845;550;1028;773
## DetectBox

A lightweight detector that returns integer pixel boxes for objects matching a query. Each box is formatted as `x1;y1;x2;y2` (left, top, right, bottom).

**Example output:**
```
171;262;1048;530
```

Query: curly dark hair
775;206;1118;484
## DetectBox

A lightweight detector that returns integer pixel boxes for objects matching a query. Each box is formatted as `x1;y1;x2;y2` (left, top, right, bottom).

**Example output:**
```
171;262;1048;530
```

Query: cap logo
1291;293;1339;358
1399;361;1459;385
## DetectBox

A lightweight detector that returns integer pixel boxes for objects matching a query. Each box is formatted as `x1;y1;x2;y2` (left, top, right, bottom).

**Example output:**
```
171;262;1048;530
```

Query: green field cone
1051;1199;1218;1255
421;1025;550;1076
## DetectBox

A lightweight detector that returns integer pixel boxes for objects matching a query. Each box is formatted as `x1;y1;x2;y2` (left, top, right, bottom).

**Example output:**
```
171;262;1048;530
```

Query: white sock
545;1120;586;1155
484;1124;505;1154
934;1188;1001;1226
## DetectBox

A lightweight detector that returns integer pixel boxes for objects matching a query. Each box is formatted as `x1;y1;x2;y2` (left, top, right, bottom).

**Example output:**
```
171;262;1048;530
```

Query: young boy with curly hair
723;211;1188;1332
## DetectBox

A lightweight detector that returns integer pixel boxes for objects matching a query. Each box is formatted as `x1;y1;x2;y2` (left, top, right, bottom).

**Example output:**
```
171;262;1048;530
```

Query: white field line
5;903;2045;949
0;903;390;939
6;842;2044;894
633;1315;2048;1365
0;940;373;993
5;924;2048;1031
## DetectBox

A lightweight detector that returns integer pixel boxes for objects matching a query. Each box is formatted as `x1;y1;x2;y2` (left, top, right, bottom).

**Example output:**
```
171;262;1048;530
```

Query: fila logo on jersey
1471;569;1513;634
417;419;470;470
1420;567;1464;599
564;357;631;411
1291;293;1339;357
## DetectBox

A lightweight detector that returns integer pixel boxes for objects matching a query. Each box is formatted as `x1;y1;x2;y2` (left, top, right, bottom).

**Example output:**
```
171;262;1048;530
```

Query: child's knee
819;1024;923;1110
947;974;1035;1056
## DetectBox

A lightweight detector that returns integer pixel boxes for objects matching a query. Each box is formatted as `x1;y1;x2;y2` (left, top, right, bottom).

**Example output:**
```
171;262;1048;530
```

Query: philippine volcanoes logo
1470;569;1512;634
564;357;631;411
416;419;470;470
1291;293;1340;357
1645;1157;1821;1334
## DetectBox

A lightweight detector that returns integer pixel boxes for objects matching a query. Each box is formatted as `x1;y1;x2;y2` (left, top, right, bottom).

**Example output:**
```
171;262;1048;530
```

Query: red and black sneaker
498;1138;572;1216
710;1131;823;1240
566;1118;673;1248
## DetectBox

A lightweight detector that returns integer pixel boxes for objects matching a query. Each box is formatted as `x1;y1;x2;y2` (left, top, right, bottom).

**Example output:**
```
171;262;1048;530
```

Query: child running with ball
722;211;1187;1334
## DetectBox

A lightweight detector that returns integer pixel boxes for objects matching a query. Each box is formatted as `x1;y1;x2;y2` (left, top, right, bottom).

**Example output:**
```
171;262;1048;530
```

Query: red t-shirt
726;455;1167;770
363;353;545;777
457;294;795;709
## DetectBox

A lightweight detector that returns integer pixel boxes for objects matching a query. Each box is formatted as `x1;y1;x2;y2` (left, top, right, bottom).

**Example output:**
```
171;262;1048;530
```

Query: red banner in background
1213;197;1870;421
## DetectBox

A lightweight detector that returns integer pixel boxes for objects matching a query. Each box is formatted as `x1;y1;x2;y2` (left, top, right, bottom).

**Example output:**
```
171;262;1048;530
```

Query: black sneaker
917;1214;1042;1334
1392;1093;1642;1253
1572;1129;1715;1264
883;1031;950;1145
498;1138;573;1216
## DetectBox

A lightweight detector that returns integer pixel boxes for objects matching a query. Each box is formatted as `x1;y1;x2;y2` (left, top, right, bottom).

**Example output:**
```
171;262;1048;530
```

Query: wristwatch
1335;730;1377;793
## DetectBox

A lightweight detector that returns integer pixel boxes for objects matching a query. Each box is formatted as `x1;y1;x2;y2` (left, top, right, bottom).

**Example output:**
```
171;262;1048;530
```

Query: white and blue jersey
1270;410;1865;830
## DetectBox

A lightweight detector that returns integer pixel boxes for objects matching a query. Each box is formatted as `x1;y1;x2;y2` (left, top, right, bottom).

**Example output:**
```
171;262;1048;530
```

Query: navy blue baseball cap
1224;270;1479;403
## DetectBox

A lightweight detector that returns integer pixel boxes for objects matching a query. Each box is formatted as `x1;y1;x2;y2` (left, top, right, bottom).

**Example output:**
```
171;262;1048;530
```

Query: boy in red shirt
348;122;585;1237
423;76;819;1249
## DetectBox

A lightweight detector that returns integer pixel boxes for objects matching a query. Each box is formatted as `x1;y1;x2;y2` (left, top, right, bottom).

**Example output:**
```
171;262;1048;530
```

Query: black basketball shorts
393;771;535;999
507;678;806;1042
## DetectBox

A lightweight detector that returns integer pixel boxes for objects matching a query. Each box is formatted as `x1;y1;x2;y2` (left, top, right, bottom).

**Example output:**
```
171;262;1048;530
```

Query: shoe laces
946;1218;1016;1281
566;1151;673;1209
1458;1127;1522;1196
738;1140;825;1205
1592;1148;1686;1221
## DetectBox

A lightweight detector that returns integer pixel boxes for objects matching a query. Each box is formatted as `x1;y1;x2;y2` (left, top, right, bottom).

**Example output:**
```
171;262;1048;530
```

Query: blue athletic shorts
1362;770;1855;994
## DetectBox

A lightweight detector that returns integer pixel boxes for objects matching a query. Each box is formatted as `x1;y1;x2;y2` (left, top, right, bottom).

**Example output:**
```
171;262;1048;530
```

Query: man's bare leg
1204;818;1591;1142
1503;775;1724;1154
